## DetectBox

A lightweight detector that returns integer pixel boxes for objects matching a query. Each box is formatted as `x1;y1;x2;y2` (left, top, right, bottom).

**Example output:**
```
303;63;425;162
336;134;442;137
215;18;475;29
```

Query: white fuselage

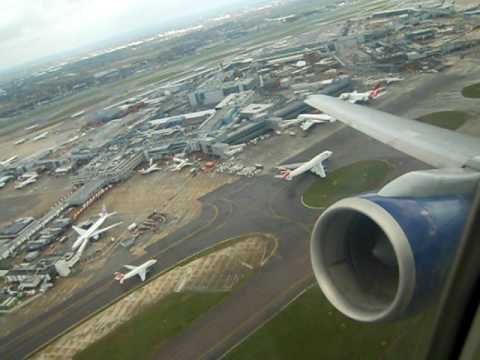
15;175;38;189
298;114;335;122
339;91;370;104
284;151;332;180
171;158;192;172
139;164;160;175
72;213;114;251
32;131;49;141
116;259;157;284
14;138;27;145
0;156;18;166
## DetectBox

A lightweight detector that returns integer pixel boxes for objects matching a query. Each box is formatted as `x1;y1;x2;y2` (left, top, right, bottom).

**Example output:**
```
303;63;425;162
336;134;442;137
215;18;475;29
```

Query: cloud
0;0;231;70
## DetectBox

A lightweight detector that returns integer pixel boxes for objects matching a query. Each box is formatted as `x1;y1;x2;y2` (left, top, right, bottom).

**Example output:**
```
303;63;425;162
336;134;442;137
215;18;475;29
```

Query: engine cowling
310;169;478;323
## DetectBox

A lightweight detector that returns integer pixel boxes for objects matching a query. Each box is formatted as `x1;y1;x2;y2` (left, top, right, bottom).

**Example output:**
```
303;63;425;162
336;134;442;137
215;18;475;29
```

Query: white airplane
275;151;332;181
305;94;480;323
32;131;49;141
14;174;39;190
298;114;336;132
383;76;403;85
114;259;157;284
280;114;335;131
0;156;18;166
14;138;27;145
170;156;193;172
25;124;39;131
224;144;246;157
297;114;336;122
339;87;386;104
65;135;80;144
72;206;122;254
138;159;161;175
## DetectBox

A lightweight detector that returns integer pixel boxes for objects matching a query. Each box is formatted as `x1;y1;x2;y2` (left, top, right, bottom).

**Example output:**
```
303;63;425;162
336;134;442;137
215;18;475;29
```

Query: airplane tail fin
100;204;108;217
100;205;116;218
114;272;125;284
275;170;292;181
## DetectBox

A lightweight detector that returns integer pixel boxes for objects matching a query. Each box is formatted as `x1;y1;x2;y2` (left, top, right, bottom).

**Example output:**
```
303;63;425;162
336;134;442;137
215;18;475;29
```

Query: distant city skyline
0;0;258;71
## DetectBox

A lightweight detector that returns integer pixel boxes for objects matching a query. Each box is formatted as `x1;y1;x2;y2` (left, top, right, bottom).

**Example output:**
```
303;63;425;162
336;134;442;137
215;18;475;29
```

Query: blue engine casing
310;188;473;322
361;194;471;316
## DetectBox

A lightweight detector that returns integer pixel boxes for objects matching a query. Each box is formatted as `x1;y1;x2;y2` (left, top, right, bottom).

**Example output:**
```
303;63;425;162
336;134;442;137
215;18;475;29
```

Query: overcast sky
0;0;239;71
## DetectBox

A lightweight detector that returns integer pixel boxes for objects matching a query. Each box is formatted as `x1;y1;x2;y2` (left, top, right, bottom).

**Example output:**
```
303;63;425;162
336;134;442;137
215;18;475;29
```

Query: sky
0;0;242;71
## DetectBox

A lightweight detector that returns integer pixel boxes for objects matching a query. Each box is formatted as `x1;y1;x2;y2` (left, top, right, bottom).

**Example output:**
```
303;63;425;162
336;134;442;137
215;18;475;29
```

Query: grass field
302;160;392;208
225;285;436;360
71;233;275;360
74;292;228;360
416;111;469;130
462;83;480;98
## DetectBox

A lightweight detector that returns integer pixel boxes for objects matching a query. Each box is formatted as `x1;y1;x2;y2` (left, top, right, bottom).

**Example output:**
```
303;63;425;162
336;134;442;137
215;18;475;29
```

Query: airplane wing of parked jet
310;163;327;178
72;226;87;237
306;94;480;169
124;265;147;281
90;222;122;238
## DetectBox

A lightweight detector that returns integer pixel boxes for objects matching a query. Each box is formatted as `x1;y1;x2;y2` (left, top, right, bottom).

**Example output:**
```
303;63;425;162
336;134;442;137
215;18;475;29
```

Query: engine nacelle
311;169;478;322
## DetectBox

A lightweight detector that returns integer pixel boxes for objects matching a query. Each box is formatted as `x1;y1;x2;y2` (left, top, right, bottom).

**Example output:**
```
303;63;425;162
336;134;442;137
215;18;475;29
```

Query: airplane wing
310;163;327;178
72;226;88;237
124;265;137;270
91;222;122;238
306;95;480;169
137;269;147;282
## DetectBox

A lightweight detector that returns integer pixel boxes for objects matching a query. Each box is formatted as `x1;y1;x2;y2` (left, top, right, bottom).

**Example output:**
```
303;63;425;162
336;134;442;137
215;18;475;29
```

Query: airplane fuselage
139;165;160;175
284;151;332;180
115;259;157;284
72;213;114;250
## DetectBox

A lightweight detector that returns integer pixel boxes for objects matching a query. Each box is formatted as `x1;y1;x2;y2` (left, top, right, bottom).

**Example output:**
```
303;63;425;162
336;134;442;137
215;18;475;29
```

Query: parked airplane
297;114;336;122
72;206;122;255
305;94;480;323
275;151;332;181
298;114;336;132
14;174;39;190
383;76;403;85
32;131;49;141
138;159;161;175
224;144;246;157
0;156;18;167
339;87;385;104
25;124;39;131
14;138;27;145
114;259;157;284
170;156;193;172
280;114;335;132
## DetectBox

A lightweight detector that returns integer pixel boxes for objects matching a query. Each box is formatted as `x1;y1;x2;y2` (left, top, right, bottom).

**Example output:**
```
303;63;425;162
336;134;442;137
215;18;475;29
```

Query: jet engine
311;169;479;322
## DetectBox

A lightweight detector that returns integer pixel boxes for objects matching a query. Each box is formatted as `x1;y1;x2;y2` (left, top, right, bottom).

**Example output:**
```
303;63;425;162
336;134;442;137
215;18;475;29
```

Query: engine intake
311;170;475;322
